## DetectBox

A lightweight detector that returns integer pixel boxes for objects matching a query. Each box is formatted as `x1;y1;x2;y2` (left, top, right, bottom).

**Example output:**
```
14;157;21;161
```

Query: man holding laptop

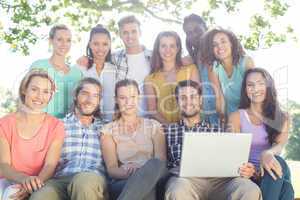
164;80;262;200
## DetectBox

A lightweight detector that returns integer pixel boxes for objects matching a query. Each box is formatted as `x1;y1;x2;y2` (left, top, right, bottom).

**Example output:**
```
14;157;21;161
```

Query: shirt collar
178;119;210;130
65;112;104;129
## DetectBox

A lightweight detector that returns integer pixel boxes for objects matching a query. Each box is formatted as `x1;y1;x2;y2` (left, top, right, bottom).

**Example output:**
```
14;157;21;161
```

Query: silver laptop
179;132;252;177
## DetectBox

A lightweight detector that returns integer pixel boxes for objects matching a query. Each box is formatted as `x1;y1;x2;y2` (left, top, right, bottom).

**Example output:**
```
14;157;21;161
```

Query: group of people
0;13;294;200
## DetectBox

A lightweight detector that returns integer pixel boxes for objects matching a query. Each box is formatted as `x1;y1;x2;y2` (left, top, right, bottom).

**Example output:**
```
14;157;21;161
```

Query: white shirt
78;62;117;121
126;52;151;116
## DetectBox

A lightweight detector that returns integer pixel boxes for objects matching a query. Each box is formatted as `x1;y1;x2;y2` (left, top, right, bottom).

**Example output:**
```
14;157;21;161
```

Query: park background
0;0;299;196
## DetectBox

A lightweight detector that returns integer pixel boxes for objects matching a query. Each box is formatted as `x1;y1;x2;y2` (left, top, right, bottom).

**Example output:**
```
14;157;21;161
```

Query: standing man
164;80;262;200
113;15;152;116
30;77;108;200
183;14;220;125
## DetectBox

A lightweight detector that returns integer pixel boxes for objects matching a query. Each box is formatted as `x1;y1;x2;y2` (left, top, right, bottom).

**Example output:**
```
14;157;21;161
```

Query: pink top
0;113;65;176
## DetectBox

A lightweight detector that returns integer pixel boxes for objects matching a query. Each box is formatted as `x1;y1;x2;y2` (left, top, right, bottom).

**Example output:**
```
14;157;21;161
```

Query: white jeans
0;179;19;200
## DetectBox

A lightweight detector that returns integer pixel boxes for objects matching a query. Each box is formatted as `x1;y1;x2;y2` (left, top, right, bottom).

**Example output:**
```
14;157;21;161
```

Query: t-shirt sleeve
0;123;8;140
0;117;13;143
52;120;65;141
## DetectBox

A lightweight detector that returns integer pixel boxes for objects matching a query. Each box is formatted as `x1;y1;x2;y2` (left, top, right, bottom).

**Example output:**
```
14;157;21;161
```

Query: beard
181;110;200;118
76;103;98;117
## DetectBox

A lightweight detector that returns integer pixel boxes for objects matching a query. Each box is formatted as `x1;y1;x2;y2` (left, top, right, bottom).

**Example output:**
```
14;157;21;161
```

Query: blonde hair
49;24;70;39
19;69;56;104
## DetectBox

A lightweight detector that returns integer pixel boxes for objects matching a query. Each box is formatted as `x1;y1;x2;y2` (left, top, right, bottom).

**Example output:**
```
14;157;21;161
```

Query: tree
0;87;17;117
0;0;297;55
285;100;300;161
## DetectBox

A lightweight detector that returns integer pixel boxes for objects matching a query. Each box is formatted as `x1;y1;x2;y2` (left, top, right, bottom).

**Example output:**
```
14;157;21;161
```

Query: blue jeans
109;158;168;200
258;156;294;200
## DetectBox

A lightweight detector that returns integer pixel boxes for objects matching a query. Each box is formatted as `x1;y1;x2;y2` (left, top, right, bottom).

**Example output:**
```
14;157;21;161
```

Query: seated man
164;80;262;200
30;77;108;200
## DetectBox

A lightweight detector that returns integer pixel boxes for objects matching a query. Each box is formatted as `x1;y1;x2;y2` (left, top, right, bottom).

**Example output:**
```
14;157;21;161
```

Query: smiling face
177;86;202;118
119;22;141;49
50;29;72;57
159;36;179;64
89;33;111;62
23;76;53;112
76;83;101;116
116;85;139;116
246;72;267;104
212;32;232;61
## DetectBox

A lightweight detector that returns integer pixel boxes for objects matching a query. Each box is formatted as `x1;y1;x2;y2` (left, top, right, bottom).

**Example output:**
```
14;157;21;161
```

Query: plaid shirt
164;119;221;169
112;47;152;81
55;113;106;177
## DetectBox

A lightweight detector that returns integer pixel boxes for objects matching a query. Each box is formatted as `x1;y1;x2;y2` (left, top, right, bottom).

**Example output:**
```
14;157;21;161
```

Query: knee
144;158;168;176
69;172;107;193
238;179;262;199
164;178;193;199
29;186;58;200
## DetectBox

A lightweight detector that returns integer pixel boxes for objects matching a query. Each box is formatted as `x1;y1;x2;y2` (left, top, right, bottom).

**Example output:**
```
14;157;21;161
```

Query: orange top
0;113;65;176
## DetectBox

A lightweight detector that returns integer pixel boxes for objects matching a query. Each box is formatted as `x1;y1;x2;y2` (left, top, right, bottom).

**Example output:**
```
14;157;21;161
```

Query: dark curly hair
199;27;245;67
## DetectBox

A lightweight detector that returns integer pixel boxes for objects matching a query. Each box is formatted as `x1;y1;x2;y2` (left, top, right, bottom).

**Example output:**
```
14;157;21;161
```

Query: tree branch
142;5;182;24
71;0;182;24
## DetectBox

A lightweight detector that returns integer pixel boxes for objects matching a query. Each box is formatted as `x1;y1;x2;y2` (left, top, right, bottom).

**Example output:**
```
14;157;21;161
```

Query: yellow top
145;64;198;123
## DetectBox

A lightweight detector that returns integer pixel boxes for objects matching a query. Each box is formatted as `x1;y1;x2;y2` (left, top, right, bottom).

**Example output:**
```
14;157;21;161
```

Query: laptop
179;132;252;177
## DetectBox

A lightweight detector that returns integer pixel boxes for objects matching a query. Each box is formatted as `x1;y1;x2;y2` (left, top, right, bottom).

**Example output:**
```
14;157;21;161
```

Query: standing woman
228;68;294;200
200;27;254;118
144;31;200;124
101;79;167;200
77;24;118;121
31;24;82;119
0;69;65;200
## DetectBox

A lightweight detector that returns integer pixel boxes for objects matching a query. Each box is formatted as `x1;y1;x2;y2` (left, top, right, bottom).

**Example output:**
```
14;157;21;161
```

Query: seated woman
31;24;82;119
144;31;200;124
0;69;65;200
228;68;294;200
101;79;167;200
77;24;118;121
200;27;254;119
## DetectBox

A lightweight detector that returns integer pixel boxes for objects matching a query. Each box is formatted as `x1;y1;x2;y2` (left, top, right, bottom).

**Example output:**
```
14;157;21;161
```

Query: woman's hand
20;176;44;193
260;150;282;180
239;162;256;178
121;163;140;177
76;56;89;68
9;184;29;200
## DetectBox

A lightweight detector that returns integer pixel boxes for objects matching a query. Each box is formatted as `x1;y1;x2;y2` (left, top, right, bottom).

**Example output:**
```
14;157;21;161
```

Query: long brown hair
199;27;245;66
150;31;183;73
113;79;140;120
239;68;286;145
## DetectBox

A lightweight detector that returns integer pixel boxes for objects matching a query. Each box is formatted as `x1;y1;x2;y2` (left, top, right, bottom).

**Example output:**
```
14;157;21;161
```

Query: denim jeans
259;156;294;200
109;158;168;200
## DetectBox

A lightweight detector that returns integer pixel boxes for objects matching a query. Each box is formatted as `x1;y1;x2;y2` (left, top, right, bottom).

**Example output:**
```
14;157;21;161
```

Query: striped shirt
55;113;105;177
165;119;221;169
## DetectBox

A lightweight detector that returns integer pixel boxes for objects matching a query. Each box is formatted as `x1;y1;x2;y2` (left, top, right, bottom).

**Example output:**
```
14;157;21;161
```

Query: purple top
239;109;271;170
